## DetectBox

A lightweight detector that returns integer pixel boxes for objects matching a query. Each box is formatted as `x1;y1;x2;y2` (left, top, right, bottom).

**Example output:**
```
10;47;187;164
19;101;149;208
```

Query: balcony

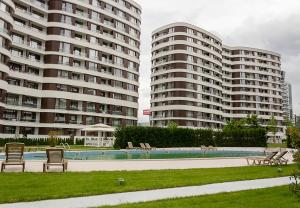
30;0;48;9
20;118;37;122
54;118;66;123
87;108;96;113
22;102;38;108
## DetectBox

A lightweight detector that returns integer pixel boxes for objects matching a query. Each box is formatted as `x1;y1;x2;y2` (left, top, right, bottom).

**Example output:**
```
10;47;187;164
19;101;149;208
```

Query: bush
0;138;84;147
114;126;267;149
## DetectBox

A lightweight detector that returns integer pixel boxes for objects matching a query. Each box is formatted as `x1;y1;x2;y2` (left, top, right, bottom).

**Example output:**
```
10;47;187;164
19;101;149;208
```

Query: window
12;33;24;44
55;114;65;122
59;42;71;53
58;70;69;78
89;49;98;59
22;96;37;107
70;86;79;93
59;56;70;65
90;36;97;44
11;48;23;57
116;21;125;31
60;29;71;37
30;39;42;49
91;11;100;20
114;81;123;88
87;102;96;112
73;60;81;67
88;62;97;70
115;57;123;66
114;69;122;77
14;18;25;27
57;84;67;91
56;98;67;109
73;47;81;56
61;15;72;24
128;72;135;80
70;100;79;110
71;73;80;80
90;23;99;32
86;75;96;83
62;2;72;12
128;61;134;69
128;84;135;91
86;88;96;95
114;93;122;100
28;53;40;61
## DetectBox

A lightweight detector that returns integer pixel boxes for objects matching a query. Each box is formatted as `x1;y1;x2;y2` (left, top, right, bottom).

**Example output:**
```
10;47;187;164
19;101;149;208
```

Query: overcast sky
134;0;300;122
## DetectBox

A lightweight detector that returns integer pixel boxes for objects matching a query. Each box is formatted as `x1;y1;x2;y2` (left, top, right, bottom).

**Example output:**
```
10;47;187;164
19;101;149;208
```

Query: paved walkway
0;177;292;208
1;147;294;172
2;153;294;172
1;158;252;172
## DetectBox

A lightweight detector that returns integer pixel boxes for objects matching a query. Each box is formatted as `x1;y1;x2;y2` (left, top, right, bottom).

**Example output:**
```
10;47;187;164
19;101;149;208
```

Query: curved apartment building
0;0;141;137
222;46;284;134
151;23;224;128
150;22;284;134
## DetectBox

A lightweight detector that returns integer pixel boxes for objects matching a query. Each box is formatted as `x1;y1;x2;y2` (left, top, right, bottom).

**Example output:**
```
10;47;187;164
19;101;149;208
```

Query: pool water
0;150;265;160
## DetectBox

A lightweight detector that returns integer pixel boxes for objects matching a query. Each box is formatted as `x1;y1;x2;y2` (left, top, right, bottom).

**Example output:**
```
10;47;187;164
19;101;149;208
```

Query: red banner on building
143;109;151;115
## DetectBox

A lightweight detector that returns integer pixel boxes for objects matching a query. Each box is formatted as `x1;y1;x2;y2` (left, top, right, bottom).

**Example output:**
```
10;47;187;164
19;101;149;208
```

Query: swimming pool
0;149;265;160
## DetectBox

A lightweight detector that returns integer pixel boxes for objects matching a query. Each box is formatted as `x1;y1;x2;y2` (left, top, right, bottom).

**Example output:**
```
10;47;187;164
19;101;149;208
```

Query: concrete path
0;177;292;208
1;158;251;172
2;154;294;172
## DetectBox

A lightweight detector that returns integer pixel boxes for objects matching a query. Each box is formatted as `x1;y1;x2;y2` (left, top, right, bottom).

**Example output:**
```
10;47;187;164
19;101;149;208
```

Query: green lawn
0;145;114;153
101;186;299;208
67;145;114;151
268;143;287;148
0;165;297;203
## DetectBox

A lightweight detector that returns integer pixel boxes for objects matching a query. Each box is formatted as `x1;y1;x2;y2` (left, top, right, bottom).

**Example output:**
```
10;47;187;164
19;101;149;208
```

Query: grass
0;164;297;203
0;145;114;153
101;186;299;208
268;143;287;148
67;145;114;151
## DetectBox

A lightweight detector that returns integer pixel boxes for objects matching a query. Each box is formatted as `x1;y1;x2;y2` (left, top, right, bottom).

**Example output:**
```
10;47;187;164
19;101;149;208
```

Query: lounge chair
207;146;217;151
145;143;156;150
1;143;25;172
246;151;278;165
43;148;68;172
200;145;208;150
271;151;288;165
140;143;146;149
127;142;137;149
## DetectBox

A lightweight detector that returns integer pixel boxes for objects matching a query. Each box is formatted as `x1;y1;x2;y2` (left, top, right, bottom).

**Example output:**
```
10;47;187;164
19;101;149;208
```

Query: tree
288;125;300;201
223;118;247;131
246;114;260;127
268;116;278;143
167;121;178;131
48;130;61;147
285;117;296;148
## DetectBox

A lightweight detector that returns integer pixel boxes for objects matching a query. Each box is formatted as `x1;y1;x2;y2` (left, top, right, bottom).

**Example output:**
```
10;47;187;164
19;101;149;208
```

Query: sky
134;0;300;123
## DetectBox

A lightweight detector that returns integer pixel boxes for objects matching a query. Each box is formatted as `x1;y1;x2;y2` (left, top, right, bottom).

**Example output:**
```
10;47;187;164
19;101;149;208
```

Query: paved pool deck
0;177;292;208
0;147;294;172
1;156;294;172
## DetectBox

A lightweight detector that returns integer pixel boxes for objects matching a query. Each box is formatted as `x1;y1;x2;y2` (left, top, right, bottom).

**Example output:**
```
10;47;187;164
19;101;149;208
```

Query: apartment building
150;22;284;136
281;80;293;121
0;0;141;137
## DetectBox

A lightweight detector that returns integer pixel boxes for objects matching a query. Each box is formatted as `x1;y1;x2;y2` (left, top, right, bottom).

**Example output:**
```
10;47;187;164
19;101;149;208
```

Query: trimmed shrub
0;138;84;147
114;126;267;149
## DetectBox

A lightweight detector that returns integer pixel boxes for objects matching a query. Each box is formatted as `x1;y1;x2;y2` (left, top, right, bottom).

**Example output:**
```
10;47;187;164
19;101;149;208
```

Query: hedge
0;138;84;147
114;126;267;149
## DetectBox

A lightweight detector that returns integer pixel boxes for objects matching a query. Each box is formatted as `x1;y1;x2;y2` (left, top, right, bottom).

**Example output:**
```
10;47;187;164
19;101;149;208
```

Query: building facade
0;0;141;137
150;22;284;136
281;80;293;121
